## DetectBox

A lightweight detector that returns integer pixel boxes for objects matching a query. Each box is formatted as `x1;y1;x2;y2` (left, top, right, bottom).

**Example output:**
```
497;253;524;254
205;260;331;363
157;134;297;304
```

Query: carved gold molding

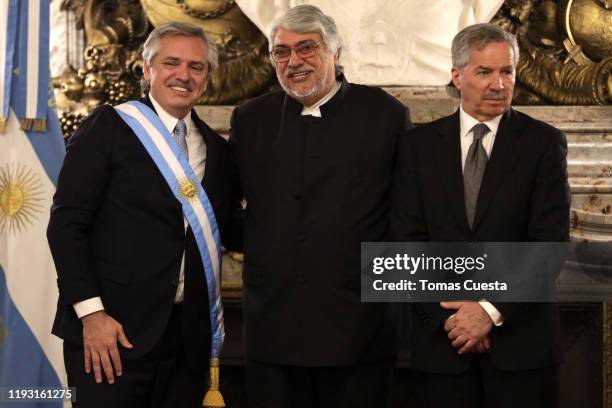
492;0;612;105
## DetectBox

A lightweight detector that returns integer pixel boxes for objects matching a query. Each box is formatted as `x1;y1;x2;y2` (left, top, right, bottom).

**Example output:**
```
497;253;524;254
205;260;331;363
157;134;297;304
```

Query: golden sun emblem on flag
0;164;45;234
179;178;198;201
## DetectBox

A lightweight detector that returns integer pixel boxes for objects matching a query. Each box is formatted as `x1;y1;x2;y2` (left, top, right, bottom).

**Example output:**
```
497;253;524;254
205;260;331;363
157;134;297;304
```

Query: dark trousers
64;305;207;408
245;357;395;408
414;354;559;408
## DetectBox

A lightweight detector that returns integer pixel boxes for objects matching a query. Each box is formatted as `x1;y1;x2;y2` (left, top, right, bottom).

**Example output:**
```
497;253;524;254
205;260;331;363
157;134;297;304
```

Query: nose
490;72;504;90
287;49;305;67
175;63;190;81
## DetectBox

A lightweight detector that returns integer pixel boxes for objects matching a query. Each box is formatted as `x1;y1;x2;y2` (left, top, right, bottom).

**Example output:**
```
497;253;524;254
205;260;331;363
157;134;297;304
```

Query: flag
0;0;67;407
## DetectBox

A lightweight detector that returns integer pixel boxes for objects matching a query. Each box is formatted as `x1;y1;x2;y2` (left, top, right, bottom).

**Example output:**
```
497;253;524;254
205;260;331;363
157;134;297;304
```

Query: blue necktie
173;119;188;159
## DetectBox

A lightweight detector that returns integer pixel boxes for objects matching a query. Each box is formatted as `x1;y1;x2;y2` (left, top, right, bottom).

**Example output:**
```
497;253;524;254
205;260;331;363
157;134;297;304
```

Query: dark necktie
173;119;188;159
463;123;490;229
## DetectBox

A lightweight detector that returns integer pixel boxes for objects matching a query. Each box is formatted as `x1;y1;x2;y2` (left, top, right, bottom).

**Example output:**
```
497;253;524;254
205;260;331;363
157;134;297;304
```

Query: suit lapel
435;111;470;230
472;108;523;230
137;96;183;215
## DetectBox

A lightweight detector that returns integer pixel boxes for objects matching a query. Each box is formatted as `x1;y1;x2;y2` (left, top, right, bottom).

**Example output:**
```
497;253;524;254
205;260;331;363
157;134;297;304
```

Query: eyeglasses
270;41;322;63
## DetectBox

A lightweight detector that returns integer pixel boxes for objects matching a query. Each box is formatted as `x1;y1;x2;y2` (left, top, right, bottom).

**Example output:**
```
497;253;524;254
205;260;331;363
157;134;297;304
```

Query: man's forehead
159;35;206;50
467;44;514;66
155;36;208;62
273;29;322;46
156;53;207;63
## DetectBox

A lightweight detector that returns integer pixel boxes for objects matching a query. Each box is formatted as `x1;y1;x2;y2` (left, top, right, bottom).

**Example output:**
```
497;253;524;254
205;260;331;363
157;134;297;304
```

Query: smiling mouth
287;71;312;79
170;86;191;93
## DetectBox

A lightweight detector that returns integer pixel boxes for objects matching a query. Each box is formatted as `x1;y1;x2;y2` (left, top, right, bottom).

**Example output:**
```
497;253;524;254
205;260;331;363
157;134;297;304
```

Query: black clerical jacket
230;76;412;366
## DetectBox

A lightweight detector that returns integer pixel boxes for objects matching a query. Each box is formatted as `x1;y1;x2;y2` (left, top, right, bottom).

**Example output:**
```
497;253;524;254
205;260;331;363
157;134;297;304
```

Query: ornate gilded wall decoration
492;0;612;105
54;0;149;137
53;0;612;138
54;0;275;138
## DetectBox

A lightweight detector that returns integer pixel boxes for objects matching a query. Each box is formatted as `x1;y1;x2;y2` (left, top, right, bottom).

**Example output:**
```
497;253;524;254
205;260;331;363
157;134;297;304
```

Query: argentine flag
0;0;67;406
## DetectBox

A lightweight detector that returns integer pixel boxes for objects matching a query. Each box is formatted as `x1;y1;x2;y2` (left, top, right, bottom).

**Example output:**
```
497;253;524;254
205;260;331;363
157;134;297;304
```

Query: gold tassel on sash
202;358;225;408
0;117;7;134
19;118;46;132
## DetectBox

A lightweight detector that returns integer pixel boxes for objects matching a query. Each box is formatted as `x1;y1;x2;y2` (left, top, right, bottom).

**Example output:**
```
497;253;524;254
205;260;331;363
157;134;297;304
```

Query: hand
455;335;491;354
476;336;491;354
81;311;133;384
441;301;493;355
475;336;491;354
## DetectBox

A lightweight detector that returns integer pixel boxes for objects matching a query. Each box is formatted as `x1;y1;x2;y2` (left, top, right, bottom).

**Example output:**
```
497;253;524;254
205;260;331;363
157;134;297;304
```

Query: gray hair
269;5;343;68
451;23;519;71
140;22;218;92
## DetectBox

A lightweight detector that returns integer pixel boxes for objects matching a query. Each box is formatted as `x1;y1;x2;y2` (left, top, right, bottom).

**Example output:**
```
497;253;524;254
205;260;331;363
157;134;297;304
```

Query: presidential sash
114;101;225;360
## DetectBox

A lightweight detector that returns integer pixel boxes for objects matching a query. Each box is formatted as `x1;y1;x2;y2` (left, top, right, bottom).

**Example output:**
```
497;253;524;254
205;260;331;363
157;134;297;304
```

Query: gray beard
278;68;328;104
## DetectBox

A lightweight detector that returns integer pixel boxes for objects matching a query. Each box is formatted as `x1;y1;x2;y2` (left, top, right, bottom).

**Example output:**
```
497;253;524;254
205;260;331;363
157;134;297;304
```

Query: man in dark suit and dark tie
47;22;242;407
391;23;570;407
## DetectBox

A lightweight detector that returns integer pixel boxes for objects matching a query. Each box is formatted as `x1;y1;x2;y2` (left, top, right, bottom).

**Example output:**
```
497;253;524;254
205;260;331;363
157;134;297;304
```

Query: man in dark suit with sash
47;22;241;407
391;23;570;407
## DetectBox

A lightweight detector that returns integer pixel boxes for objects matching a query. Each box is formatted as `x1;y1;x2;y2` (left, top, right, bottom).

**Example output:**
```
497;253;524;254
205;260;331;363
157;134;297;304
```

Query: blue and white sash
114;101;224;358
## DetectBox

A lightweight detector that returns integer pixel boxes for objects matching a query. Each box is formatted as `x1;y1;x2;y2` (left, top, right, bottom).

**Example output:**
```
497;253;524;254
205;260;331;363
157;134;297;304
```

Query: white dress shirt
73;94;206;318
459;105;504;327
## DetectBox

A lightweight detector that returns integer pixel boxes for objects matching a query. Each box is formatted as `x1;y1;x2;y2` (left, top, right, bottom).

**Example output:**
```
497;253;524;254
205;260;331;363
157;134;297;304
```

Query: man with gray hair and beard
230;4;411;407
48;22;242;407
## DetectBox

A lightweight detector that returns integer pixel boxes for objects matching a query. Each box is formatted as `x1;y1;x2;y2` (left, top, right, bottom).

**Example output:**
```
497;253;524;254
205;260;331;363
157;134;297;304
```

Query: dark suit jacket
47;97;242;374
391;107;570;373
230;75;412;366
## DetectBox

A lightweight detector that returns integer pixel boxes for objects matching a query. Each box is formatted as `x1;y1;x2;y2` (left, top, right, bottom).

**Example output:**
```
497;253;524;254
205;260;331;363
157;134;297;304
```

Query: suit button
293;192;302;200
296;276;306;284
299;234;306;242
171;279;179;287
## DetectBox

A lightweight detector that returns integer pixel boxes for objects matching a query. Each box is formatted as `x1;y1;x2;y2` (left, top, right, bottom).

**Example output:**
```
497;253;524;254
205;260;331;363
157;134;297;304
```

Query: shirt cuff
73;297;105;319
479;300;504;326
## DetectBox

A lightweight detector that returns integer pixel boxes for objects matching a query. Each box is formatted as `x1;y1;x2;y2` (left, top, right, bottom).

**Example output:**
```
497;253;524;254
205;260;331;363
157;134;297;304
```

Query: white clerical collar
459;105;503;140
148;93;195;136
301;80;342;118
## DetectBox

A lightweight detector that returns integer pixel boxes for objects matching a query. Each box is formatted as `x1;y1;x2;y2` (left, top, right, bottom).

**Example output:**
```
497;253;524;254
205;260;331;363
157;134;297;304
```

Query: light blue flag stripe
12;0;28;121
1;0;18;121
0;265;62;408
12;0;49;125
35;0;49;120
9;0;63;183
24;103;66;186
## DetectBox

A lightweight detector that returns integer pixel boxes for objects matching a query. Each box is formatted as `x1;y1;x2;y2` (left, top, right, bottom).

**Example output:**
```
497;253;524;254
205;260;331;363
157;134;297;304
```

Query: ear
451;67;462;91
143;61;151;81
